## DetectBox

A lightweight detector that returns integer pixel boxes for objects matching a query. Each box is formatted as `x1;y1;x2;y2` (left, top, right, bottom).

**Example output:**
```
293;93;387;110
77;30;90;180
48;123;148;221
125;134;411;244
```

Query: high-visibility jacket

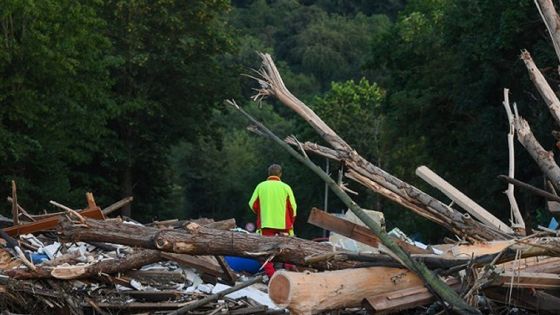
248;176;297;230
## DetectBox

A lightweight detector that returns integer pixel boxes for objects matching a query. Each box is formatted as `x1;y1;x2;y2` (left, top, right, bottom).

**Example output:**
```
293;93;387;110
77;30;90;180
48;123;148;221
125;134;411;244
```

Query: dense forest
1;0;558;241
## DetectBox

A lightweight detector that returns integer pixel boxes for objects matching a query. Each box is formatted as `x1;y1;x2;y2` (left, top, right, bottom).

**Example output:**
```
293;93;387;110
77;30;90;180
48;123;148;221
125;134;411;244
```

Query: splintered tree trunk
268;268;425;315
515;116;560;192
254;53;507;242
521;50;560;126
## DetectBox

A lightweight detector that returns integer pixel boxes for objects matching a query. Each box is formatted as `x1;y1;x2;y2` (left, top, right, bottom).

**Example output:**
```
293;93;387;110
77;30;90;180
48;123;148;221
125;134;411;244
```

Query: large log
268;268;425;315
58;217;363;270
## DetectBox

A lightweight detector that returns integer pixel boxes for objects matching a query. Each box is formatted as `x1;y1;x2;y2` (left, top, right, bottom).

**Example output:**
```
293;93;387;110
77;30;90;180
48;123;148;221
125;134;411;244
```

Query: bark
515;116;560;192
58;217;362;270
520;50;560;126
255;53;507;242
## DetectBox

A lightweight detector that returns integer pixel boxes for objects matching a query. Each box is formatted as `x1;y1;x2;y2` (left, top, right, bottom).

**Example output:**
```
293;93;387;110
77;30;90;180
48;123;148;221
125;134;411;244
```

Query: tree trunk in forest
255;54;508;243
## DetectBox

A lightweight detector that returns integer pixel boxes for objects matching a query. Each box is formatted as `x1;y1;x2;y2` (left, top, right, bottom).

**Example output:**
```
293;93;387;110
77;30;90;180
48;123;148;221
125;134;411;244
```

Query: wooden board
364;278;460;314
3;207;104;236
416;165;513;234
308;208;379;248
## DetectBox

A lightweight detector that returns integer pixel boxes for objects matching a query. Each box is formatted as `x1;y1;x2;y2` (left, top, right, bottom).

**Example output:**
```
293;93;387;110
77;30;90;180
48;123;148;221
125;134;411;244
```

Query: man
248;164;297;276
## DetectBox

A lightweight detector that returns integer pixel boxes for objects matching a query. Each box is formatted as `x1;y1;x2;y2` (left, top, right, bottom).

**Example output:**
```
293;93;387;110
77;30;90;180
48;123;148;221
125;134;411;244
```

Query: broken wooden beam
308;208;431;254
363;278;461;314
6;249;162;280
416;165;513;234
307;207;379;248
161;252;224;277
102;196;134;216
3;206;104;237
498;175;560;203
515;116;560;192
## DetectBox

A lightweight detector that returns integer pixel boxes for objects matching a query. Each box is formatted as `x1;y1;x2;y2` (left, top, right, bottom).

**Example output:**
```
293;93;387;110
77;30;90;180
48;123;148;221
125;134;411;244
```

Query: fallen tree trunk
58;217;363;270
268;268;426;315
7;249;162;280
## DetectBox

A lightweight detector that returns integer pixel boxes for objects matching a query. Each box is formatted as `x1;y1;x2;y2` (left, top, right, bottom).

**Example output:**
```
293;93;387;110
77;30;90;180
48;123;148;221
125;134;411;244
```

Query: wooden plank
416;166;513;234
161;252;223;277
308;208;379;247
498;271;560;289
2;207;104;236
215;255;237;285
363;278;460;314
308;208;432;254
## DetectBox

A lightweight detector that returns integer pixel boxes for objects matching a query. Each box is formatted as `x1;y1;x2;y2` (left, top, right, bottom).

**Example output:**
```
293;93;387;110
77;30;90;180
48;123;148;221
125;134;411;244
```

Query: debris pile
0;196;282;314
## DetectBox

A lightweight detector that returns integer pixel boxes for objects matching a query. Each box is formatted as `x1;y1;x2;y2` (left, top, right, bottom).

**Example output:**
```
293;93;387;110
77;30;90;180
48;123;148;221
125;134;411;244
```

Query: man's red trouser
260;228;293;277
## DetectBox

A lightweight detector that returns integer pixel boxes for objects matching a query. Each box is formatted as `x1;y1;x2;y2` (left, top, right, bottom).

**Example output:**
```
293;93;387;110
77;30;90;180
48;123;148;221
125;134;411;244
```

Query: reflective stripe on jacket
248;176;297;230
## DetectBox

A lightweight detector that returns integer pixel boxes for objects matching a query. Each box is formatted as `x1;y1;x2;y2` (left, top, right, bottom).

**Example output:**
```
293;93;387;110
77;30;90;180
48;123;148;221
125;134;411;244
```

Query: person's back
249;164;297;235
248;164;297;277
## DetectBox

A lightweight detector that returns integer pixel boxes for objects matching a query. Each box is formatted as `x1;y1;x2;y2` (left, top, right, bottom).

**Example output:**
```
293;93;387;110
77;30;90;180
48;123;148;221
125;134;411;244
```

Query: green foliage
368;0;555;240
312;79;385;162
86;0;235;221
0;0;113;210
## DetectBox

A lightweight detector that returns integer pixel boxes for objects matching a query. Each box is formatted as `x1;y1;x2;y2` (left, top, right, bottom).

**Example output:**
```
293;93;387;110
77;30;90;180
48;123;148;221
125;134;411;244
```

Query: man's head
268;164;282;177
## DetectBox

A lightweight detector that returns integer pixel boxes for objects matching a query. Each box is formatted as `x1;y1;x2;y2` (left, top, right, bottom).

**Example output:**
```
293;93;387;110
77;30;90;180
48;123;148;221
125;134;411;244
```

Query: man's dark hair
268;164;282;177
